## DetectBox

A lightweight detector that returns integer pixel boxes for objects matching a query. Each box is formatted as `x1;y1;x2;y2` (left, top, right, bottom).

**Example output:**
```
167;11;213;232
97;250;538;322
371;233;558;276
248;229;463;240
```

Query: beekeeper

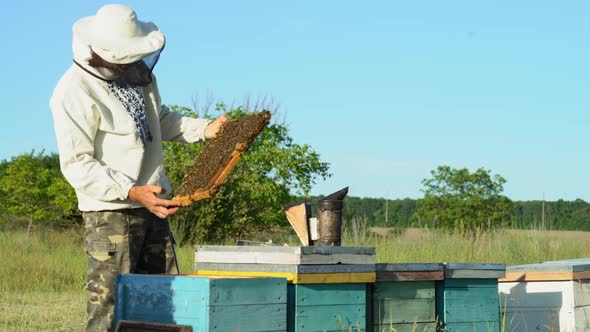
50;4;226;331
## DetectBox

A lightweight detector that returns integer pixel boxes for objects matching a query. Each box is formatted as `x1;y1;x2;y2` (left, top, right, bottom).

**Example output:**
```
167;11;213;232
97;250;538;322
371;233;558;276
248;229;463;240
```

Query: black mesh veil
122;45;164;86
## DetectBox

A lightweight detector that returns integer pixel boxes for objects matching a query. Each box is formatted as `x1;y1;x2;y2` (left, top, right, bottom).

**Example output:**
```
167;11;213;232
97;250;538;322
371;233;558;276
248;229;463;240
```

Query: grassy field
1;227;590;331
0;230;196;331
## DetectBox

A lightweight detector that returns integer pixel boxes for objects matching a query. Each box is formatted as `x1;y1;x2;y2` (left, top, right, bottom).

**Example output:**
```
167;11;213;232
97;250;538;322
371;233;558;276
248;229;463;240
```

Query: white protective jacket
50;38;209;212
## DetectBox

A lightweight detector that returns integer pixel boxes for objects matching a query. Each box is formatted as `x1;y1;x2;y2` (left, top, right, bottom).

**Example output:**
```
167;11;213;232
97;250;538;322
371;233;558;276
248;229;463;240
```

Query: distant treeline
2;150;589;233
327;197;590;231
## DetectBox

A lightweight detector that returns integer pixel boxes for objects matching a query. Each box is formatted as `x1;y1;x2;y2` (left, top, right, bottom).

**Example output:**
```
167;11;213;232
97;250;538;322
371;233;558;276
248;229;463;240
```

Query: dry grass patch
0;290;85;331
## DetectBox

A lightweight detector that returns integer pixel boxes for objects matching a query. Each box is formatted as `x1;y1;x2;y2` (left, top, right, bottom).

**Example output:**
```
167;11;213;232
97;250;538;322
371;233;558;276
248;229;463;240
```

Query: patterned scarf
106;81;153;145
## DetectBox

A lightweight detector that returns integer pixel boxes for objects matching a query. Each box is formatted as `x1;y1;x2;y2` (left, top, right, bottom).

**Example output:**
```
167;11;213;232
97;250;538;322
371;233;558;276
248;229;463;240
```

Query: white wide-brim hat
73;4;165;64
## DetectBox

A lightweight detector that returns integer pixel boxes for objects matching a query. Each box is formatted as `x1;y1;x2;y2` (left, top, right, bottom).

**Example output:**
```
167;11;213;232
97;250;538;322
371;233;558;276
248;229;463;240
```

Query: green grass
0;229;195;331
2;226;590;331
359;227;590;264
0;290;85;331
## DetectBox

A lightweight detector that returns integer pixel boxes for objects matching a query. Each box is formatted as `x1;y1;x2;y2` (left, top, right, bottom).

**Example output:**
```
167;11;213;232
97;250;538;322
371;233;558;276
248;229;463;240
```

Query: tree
163;103;331;244
0;151;80;229
413;166;514;232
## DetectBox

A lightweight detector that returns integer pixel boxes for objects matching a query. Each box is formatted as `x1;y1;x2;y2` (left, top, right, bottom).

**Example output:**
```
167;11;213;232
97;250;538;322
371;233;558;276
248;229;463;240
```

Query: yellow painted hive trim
193;270;376;284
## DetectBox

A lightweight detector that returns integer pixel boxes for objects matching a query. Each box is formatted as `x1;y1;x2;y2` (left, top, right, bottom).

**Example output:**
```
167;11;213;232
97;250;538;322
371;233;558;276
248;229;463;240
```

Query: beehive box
195;262;375;284
370;263;444;332
286;282;367;332
114;274;287;332
436;263;505;332
498;258;590;332
194;245;376;331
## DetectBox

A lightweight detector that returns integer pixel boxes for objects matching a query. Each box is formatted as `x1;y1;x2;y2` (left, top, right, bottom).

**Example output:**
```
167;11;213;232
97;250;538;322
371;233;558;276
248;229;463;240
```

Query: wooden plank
187;189;212;203
376;271;444;282
293;272;373;284
194;270;375;284
196;245;375;255
297;272;375;284
195;262;375;274
372;322;436;332
441;288;500;323
196;250;303;265
208;304;286;331
292;304;366;332
501;270;590;282
289;283;367;331
445;269;505;279
501;271;574;282
566;270;590;281
444;263;505;279
437;278;501;329
371;281;436;326
115;320;193;332
373;281;435;300
294;283;367;306
303;253;376;265
207;149;242;187
194;245;376;265
544;258;590;265
376;263;444;272
373;298;435;324
195;270;297;282
514;258;590;273
115;274;288;332
441;321;499;332
209;278;286;306
115;275;209;331
504;259;590;289
445;263;505;271
299;246;375;255
507;263;572;272
441;278;498;289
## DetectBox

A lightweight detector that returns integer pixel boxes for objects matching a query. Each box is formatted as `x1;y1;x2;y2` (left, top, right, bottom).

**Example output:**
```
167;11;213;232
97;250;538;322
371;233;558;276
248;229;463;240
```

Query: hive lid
375;263;445;281
443;262;506;279
195;245;376;265
500;259;590;282
376;263;444;272
196;262;375;274
507;260;590;273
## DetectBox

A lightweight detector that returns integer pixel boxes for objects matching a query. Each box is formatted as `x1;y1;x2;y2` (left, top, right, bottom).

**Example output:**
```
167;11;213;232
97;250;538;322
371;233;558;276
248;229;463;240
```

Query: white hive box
499;258;590;332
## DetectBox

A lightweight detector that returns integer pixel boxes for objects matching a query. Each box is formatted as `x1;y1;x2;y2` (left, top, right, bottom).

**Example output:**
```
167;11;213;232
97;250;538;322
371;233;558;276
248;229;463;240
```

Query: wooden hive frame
172;110;271;206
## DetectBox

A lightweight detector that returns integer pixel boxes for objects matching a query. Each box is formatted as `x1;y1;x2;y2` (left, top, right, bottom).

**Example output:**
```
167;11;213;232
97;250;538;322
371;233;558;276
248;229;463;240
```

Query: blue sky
1;1;588;201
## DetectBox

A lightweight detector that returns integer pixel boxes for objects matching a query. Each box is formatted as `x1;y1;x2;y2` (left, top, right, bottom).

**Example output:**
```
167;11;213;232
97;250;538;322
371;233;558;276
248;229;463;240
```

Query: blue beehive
287;283;367;332
115;274;287;332
194;245;376;332
436;263;505;332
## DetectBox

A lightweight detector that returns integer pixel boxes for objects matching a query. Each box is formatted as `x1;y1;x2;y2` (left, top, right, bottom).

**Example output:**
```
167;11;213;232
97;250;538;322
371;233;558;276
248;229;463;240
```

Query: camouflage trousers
82;208;178;332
